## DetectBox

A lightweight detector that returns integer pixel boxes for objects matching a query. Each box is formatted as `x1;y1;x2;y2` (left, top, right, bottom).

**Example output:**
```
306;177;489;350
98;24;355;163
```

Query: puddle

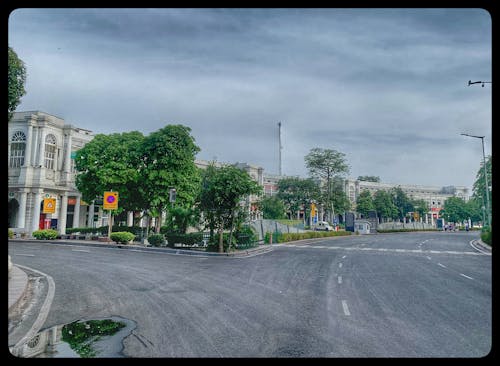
11;316;136;358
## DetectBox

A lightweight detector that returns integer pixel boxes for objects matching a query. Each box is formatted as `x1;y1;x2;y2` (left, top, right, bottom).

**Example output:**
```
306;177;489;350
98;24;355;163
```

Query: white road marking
339;263;343;268
338;276;342;284
342;300;351;316
426;256;432;260
437;263;447;268
460;273;473;280
342;255;346;259
72;249;90;253
14;253;35;257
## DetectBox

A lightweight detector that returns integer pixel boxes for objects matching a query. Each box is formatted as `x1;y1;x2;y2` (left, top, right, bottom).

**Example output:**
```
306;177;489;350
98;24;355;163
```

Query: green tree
356;190;375;218
357;176;380;182
440;197;469;223
259;195;286;219
328;176;351;216
163;206;200;234
199;164;262;253
390;187;414;221
8;47;27;121
304;148;350;222
472;155;491;226
141;125;201;232
277;177;319;221
411;198;429;218
373;190;398;221
74;131;147;215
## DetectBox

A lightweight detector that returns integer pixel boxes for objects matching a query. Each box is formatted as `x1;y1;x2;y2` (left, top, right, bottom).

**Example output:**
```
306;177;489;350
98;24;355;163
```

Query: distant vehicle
314;221;332;231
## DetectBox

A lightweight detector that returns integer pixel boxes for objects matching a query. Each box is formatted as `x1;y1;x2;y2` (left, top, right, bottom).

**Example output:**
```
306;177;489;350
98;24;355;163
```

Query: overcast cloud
8;8;492;194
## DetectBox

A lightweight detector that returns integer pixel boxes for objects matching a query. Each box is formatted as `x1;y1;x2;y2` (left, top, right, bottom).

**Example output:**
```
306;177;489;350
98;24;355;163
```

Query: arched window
44;134;57;169
9;131;26;168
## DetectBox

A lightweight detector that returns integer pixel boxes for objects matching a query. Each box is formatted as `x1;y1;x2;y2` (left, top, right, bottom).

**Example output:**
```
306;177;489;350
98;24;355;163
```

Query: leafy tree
163;206;200;234
198;164;262;253
356;190;374;218
390;187;414;221
373;190;398;221
304;148;350;222
472;155;491;226
277;177;319;220
141;125;201;232
440;197;470;223
411;198;429;218
328;176;351;216
259;195;286;219
357;176;380;182
8;47;27;121
75;131;147;215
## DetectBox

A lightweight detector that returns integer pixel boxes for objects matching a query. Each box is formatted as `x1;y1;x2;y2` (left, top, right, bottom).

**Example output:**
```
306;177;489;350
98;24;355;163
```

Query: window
9;131;26;168
44;134;57;169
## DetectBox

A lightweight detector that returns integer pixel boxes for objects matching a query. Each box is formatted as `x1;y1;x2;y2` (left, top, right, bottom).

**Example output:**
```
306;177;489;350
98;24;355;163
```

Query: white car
315;221;332;231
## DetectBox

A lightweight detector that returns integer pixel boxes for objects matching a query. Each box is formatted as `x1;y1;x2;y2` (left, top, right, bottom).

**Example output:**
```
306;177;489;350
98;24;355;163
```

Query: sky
8;8;492;195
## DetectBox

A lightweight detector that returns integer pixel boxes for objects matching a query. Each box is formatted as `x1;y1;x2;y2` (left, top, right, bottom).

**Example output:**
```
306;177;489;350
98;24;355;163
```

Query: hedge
481;227;492;246
8;229;14;239
148;234;166;247
109;232;135;244
32;229;59;240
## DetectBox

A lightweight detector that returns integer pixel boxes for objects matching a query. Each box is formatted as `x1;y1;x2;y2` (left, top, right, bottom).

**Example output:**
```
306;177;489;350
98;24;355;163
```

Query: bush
32;229;58;240
8;229;14;239
235;225;258;245
147;234;166;247
481;227;491;246
110;231;135;244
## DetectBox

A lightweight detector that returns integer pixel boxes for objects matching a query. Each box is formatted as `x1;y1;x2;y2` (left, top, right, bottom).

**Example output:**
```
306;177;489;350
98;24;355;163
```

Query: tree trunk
218;228;224;253
227;210;236;253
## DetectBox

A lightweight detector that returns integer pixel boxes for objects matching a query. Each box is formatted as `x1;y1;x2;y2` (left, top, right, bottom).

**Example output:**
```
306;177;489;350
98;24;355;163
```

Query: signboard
311;203;316;218
70;151;77;159
103;191;118;210
68;197;77;205
43;198;56;214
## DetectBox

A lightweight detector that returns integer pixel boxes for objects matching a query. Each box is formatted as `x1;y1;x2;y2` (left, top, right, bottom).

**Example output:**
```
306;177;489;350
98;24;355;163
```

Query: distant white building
8;111;94;235
344;178;469;221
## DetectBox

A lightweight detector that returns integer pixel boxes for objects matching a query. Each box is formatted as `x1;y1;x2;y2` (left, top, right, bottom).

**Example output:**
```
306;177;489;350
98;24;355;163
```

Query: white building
8;111;94;235
344;178;469;221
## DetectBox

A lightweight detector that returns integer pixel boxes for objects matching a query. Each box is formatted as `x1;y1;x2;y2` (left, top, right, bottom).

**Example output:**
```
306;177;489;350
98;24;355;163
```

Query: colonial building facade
8;111;94;235
344;178;469;221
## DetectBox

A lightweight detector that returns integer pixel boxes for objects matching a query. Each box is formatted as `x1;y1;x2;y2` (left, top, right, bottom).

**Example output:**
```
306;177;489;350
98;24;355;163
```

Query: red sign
431;207;442;212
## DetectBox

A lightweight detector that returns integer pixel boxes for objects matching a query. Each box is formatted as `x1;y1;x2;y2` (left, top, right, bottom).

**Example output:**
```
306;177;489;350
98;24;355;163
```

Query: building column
58;193;68;235
87;201;95;227
31;190;43;234
64;132;72;181
17;189;28;229
72;195;81;228
24;124;33;167
37;128;47;167
127;211;134;227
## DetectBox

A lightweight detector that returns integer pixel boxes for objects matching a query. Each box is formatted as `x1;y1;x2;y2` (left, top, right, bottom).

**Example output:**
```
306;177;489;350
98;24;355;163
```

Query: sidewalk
8;264;29;316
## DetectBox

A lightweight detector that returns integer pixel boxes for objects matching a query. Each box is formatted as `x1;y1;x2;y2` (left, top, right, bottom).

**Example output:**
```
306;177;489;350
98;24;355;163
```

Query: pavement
8;238;274;321
7;235;491;356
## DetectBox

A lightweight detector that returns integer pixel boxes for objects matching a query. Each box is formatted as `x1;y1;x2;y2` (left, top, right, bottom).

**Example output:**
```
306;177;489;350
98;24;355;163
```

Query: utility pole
278;121;283;176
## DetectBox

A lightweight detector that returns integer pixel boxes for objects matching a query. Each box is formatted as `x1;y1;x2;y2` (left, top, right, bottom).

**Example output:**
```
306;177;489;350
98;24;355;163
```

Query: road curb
9;238;273;258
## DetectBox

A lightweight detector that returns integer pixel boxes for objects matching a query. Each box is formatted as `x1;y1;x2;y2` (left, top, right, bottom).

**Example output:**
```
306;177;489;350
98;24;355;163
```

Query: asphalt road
8;231;491;357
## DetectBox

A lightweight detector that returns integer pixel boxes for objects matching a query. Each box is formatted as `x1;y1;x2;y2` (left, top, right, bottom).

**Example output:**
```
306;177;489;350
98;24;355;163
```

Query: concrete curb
474;238;492;253
8;238;273;258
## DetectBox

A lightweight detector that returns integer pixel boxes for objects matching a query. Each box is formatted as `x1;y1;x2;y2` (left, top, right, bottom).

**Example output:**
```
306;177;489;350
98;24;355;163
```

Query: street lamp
468;80;491;87
461;133;491;227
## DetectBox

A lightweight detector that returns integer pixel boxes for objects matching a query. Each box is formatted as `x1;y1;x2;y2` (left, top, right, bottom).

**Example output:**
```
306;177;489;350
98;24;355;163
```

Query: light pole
461;133;491;227
468;80;491;87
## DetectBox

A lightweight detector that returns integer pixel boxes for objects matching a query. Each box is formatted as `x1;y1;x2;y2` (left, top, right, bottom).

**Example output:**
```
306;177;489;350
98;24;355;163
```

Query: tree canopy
357;176;380;182
356;190;375;218
304;148;349;221
8;47;27;121
277;176;319;220
198;163;262;253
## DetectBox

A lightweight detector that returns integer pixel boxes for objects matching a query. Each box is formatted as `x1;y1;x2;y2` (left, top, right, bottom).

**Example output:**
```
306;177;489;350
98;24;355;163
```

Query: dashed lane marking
342;300;351;316
460;273;474;280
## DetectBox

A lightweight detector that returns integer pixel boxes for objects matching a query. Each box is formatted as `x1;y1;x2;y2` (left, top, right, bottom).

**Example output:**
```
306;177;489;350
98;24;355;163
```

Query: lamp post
461;133;491;228
468;80;491;87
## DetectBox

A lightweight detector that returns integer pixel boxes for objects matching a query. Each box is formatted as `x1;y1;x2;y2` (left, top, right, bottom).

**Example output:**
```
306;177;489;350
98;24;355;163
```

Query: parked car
314;221;332;231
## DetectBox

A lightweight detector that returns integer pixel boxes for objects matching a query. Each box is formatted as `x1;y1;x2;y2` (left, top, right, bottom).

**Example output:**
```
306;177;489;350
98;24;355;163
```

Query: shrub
32;229;58;240
165;232;204;247
147;234;166;247
235;225;258;245
8;229;14;239
110;231;135;244
481;227;491;246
